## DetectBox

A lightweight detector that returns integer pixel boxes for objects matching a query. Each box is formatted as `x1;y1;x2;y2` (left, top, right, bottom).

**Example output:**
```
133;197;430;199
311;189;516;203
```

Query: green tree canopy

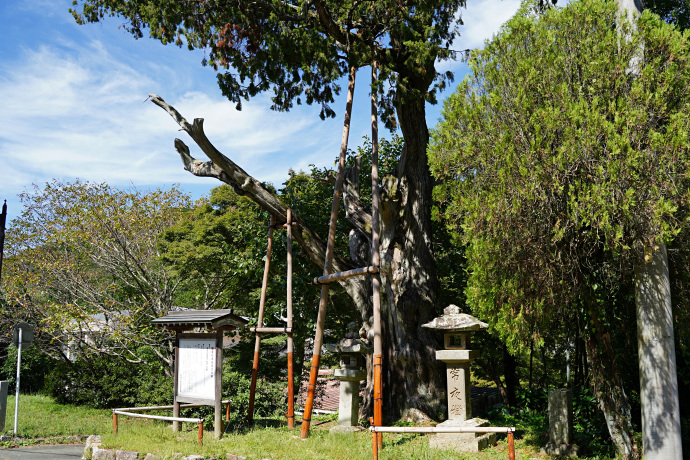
71;0;462;124
646;0;690;30
3;180;192;367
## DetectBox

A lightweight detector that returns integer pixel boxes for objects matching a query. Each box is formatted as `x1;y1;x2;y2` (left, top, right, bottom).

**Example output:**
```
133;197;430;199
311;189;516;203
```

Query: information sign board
12;323;33;347
177;337;217;402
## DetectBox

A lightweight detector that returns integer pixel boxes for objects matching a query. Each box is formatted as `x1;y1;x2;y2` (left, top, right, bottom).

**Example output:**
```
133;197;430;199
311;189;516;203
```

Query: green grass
0;395;609;459
100;417;541;460
0;394;145;442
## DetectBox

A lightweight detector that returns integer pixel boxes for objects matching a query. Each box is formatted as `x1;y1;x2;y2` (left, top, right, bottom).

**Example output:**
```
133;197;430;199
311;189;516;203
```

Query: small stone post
326;323;372;433
541;388;578;456
422;305;496;452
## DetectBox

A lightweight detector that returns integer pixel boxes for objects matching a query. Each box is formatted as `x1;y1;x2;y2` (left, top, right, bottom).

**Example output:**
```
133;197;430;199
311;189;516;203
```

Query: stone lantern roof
421;305;488;331
325;322;373;354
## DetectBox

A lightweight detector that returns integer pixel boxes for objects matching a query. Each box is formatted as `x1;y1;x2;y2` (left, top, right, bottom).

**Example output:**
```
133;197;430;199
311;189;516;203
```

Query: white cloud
0;35;343;212
0;0;574;221
459;0;523;50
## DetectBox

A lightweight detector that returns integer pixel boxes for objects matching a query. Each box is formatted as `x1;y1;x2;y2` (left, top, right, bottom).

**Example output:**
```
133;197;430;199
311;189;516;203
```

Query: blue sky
0;0;525;223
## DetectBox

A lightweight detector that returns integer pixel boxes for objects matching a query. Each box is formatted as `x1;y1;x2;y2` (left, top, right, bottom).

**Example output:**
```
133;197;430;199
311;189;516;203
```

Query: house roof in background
152;309;248;330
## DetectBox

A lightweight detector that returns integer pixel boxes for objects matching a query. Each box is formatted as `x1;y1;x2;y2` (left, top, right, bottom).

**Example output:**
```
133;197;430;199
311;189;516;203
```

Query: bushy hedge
45;348;172;409
0;344;58;394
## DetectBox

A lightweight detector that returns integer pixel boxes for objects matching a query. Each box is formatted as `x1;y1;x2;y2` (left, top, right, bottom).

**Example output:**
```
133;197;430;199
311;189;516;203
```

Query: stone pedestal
541;388;578;457
429;418;498;452
436;350;478;420
333;368;366;428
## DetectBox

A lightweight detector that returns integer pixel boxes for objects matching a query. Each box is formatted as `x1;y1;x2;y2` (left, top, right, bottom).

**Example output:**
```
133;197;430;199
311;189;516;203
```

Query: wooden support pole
173;334;180;432
370;61;383;450
372;425;379;460
313;266;379;284
286;209;295;430
113;412;118;435
301;65;357;439
508;430;515;460
214;330;223;439
198;421;203;446
248;216;275;424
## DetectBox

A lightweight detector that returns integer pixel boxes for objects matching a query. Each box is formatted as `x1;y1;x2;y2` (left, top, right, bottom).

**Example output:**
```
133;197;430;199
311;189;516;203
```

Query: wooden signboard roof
152;309;248;331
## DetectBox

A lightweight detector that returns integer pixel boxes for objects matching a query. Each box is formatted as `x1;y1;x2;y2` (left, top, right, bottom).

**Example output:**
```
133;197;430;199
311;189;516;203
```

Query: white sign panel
178;337;217;401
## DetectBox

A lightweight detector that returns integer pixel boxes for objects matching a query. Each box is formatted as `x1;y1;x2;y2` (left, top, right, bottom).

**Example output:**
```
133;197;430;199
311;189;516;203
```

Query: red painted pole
300;65;357;439
248;217;275;423
372;428;379;460
286;209;295;430
370;61;383;450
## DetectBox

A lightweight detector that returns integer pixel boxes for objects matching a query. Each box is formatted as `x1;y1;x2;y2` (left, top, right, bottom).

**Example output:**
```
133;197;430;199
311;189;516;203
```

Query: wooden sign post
152;309;247;439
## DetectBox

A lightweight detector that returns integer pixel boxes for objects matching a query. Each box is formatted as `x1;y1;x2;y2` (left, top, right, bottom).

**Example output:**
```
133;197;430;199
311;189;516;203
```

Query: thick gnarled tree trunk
150;93;444;421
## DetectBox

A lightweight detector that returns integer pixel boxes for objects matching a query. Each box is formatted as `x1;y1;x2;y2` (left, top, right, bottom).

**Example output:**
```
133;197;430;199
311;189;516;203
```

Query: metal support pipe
370;426;516;434
0;201;7;286
249;327;292;334
13;328;21;436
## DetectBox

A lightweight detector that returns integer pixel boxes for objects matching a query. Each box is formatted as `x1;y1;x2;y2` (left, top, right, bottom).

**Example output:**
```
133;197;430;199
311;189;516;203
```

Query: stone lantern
422;305;496;452
325;322;373;432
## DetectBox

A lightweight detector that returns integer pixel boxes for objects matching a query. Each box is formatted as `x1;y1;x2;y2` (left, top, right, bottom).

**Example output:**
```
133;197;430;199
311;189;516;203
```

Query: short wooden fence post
113;412;118;435
198;421;204;446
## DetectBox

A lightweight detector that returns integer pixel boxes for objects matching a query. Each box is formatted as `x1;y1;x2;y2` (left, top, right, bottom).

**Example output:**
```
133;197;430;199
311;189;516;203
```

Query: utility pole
0;200;6;286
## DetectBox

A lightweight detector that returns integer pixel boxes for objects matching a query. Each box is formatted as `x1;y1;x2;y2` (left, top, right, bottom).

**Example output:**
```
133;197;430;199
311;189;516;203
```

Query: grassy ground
0;394;605;459
0;394;144;444
99;417;547;460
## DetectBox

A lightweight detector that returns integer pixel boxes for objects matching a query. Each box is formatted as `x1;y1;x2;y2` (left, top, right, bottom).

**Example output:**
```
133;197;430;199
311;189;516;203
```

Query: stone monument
422;305;496;452
541;388;578;456
326;322;373;433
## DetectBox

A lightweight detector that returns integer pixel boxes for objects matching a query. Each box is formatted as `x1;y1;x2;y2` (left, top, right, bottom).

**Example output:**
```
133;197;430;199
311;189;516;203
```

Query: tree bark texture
585;300;638;459
150;93;444;420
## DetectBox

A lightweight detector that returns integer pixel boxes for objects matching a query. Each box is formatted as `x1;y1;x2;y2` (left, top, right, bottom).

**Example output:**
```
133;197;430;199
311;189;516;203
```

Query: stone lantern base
429;418;497;452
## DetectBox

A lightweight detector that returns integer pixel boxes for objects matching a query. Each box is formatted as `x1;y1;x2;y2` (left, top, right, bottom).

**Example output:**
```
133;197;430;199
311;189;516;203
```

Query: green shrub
487;387;614;457
46;349;172;409
0;345;58;394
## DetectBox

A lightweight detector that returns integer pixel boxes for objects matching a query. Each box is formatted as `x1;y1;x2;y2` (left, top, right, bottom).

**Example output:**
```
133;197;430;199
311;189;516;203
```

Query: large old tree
71;0;465;419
